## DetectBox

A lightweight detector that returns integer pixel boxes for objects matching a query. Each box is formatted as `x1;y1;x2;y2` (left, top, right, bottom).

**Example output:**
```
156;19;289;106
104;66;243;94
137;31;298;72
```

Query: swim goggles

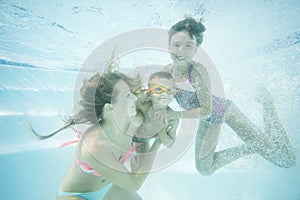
141;85;179;94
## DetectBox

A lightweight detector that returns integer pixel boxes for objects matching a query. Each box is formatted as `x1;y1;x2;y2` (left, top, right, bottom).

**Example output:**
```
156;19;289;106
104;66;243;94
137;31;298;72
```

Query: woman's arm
157;115;179;147
130;137;161;171
80;139;159;192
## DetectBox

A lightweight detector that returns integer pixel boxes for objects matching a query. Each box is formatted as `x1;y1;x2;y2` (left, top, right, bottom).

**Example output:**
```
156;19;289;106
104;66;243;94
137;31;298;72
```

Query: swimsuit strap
74;152;101;176
119;145;135;164
74;145;136;177
59;126;82;148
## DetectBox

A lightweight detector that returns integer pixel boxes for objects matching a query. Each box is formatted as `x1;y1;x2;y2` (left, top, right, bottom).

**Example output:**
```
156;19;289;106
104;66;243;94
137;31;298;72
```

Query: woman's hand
135;108;166;138
157;117;179;147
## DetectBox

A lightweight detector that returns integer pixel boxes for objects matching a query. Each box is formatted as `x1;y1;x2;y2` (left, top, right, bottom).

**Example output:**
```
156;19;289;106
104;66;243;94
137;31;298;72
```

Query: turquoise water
1;0;300;199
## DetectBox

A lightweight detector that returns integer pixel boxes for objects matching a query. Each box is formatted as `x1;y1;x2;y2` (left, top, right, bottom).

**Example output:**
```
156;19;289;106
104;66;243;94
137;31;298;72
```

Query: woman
32;69;179;199
165;17;296;175
57;71;156;200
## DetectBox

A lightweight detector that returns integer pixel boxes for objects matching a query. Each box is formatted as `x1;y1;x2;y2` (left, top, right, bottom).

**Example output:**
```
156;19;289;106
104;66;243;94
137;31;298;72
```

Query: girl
165;17;296;175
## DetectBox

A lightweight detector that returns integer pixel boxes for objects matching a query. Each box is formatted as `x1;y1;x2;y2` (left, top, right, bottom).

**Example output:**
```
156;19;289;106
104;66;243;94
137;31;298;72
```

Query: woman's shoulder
84;124;104;138
80;125;110;149
76;125;113;164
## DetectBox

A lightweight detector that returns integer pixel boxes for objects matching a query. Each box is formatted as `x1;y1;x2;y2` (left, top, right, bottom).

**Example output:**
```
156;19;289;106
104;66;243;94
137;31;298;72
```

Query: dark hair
148;71;173;82
31;71;136;139
168;17;206;46
76;71;125;124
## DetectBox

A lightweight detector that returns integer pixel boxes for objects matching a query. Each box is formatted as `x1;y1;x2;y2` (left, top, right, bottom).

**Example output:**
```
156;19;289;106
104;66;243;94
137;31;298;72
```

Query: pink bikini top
60;126;135;177
74;145;135;177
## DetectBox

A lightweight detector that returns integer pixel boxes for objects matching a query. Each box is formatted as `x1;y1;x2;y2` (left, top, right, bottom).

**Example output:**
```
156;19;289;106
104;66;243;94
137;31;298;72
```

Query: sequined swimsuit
174;64;232;123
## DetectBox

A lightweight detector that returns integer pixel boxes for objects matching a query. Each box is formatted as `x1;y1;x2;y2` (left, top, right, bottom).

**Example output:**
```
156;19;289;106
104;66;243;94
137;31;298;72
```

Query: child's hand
149;108;167;124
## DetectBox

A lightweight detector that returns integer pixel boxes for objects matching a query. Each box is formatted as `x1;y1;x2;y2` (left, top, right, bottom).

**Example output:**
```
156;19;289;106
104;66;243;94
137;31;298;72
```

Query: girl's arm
165;63;212;120
184;63;211;118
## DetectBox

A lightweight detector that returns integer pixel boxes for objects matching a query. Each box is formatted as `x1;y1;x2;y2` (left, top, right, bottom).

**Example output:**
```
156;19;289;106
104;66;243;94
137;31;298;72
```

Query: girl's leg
224;103;262;145
257;88;296;167
195;89;295;175
224;91;295;168
195;119;255;175
194;119;217;175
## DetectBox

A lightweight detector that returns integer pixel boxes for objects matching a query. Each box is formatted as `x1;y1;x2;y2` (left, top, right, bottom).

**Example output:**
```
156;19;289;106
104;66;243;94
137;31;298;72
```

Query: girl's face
148;78;175;107
169;31;197;65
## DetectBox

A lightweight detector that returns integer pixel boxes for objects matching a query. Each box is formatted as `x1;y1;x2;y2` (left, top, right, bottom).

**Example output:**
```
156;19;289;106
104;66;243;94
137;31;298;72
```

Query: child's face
169;31;197;65
148;77;176;107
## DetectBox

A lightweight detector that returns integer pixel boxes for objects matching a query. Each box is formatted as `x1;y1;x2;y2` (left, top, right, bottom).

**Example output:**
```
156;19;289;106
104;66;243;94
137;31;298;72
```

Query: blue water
1;1;300;199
